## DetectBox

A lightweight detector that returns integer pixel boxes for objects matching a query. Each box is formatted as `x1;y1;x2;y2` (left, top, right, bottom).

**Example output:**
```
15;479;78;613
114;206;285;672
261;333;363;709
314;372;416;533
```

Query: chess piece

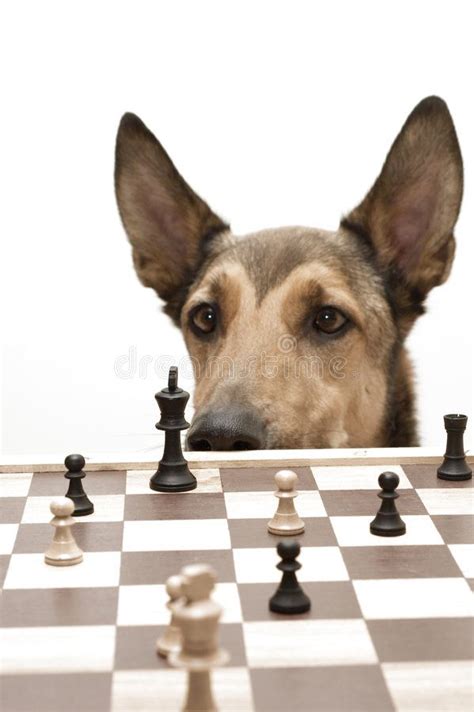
437;414;472;481
269;540;311;614
64;454;94;516
44;497;83;566
370;472;406;536
168;564;229;712
156;574;184;658
150;367;197;493
267;470;305;536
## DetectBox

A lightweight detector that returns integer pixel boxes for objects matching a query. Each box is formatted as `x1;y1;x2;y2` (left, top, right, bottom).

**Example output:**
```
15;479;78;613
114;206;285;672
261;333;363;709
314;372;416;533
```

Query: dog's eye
189;303;217;335
313;306;348;334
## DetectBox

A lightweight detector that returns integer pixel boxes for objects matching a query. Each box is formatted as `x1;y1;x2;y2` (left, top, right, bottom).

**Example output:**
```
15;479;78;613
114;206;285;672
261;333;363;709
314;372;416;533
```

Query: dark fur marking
163;223;230;325
340;218;375;256
341;218;427;325
237;236;314;304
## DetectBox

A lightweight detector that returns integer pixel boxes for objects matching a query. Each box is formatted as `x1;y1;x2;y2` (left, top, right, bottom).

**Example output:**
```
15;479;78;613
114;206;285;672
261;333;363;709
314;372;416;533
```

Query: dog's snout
187;406;265;451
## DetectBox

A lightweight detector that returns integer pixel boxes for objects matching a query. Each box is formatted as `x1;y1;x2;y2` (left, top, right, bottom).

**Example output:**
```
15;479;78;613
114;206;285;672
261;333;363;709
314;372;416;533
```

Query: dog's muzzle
186;405;265;451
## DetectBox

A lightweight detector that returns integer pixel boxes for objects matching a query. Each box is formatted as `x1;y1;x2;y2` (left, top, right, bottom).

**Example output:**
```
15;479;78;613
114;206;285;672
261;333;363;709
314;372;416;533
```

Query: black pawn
437;414;472;481
269;540;311;614
150;366;197;493
370;472;406;537
64;454;94;516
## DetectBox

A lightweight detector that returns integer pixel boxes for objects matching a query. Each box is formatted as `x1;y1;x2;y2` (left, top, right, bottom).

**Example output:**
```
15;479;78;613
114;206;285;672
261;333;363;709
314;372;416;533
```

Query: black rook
437;414;472;481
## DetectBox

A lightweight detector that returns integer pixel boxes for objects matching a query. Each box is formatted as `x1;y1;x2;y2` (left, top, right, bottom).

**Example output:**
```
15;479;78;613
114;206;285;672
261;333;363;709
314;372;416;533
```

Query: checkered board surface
1;460;473;712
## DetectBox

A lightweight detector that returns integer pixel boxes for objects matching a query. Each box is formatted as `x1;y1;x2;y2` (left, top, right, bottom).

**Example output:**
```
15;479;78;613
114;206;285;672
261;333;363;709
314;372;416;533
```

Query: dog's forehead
202;226;374;303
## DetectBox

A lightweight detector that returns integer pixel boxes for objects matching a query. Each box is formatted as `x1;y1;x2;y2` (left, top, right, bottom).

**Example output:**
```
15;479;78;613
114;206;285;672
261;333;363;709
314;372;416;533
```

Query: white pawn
44;497;83;566
169;564;229;712
156;574;184;657
267;470;305;536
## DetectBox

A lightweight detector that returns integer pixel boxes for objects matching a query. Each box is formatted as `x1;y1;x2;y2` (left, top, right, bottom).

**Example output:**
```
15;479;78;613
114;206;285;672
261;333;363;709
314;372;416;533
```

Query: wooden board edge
1;446;472;473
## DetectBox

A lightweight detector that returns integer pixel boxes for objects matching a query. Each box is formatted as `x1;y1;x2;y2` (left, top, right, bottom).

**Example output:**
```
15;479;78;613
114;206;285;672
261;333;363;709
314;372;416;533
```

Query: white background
1;0;473;456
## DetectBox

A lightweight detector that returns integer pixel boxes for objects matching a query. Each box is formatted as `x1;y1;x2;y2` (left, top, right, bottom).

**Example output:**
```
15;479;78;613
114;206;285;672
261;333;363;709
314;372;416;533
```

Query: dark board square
0;498;26;523
228;517;336;548
432;515;474;544
115;624;171;670
115;623;246;670
0;587;119;627
238;581;361;621
250;665;395;712
124;492;226;520
341;545;462;579
403;464;473;488
14;522;124;553
74;521;124;552
120;550;236;585
29;469;127;496
0;555;10;587
220;466;316;492
320;489;427;516
0;673;112;712
368;618;474;661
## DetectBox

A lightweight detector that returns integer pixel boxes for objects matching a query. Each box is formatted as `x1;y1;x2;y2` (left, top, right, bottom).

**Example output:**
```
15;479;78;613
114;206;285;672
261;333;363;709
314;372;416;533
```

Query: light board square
122;519;230;552
4;552;121;589
243;619;378;668
382;660;474;711
117;582;242;626
311;464;411;490
193;467;223;492
224;490;326;519
330;515;443;547
353;577;474;619
117;584;169;625
416;488;474;515
1;625;115;674
125;470;154;495
233;546;348;583
21;495;125;523
0;523;19;554
448;544;474;578
111;667;254;712
0;473;32;497
212;582;243;623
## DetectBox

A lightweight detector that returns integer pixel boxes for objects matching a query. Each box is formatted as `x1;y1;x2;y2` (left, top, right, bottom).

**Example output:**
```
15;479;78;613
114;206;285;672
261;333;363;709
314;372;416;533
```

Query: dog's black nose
187;406;265;451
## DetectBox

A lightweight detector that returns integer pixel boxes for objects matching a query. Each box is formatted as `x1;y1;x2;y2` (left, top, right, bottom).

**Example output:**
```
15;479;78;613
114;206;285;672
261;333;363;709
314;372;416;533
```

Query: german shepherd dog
114;97;463;450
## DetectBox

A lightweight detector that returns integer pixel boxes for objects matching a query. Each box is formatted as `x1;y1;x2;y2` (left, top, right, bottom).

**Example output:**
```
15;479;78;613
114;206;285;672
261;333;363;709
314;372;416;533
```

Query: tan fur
182;258;394;448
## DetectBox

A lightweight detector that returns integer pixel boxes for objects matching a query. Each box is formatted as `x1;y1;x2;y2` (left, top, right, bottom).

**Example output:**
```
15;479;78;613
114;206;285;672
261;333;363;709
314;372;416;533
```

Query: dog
114;96;463;450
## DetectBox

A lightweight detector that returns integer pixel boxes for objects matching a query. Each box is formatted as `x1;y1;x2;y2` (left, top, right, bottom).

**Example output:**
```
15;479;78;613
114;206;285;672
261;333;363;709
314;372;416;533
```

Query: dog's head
115;97;463;449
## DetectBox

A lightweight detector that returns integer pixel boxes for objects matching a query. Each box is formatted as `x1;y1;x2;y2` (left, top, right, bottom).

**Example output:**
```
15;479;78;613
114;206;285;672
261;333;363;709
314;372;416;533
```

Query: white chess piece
169;564;229;712
44;497;83;566
156;574;184;657
267;470;305;535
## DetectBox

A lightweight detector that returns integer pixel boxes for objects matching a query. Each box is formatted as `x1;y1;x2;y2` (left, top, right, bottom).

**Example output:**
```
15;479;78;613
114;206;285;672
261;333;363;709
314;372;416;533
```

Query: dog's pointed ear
343;96;463;298
115;113;229;320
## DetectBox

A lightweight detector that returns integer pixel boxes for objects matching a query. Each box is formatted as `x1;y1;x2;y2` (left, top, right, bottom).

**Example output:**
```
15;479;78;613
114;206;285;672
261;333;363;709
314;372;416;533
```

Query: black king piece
150;366;197;492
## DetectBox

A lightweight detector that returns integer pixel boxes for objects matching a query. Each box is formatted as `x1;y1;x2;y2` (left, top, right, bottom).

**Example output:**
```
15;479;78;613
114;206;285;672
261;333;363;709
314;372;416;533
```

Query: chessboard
1;448;473;712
